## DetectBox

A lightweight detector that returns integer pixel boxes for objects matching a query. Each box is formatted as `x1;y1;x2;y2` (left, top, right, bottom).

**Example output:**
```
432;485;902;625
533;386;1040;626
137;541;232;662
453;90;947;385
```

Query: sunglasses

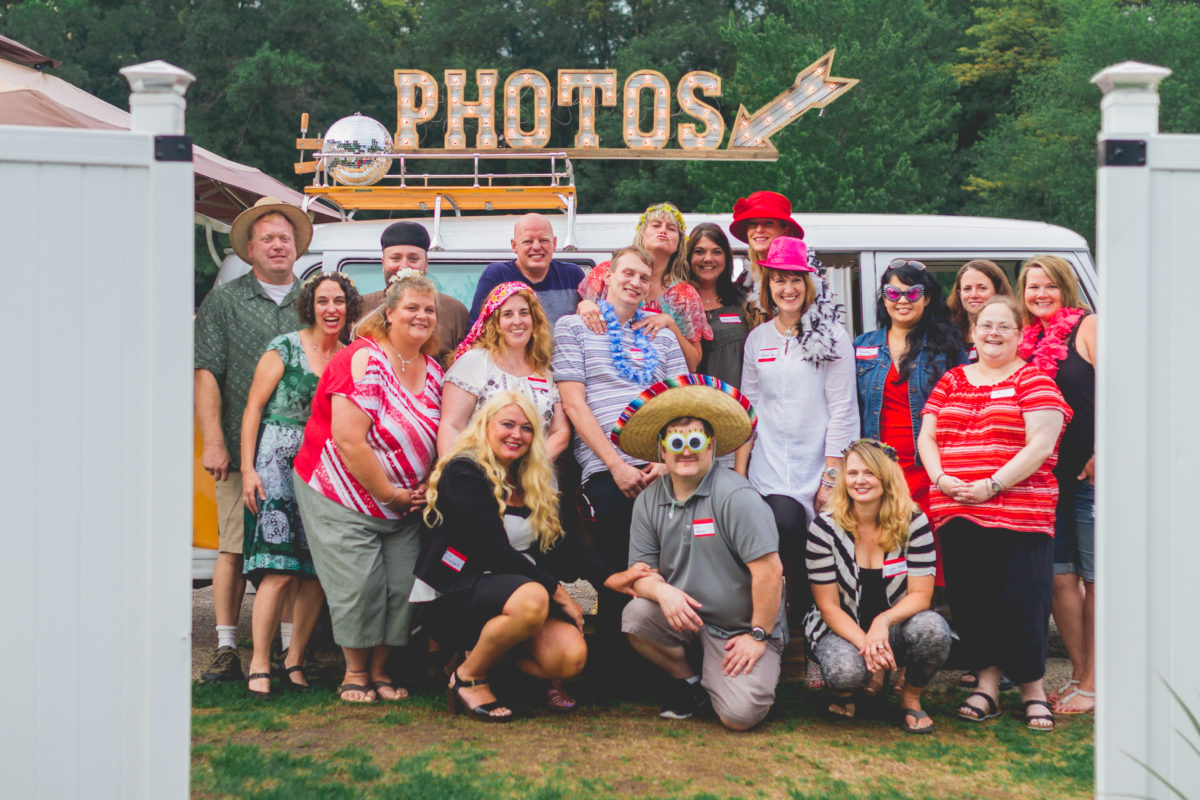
842;438;900;463
888;258;928;271
661;431;712;455
881;284;926;303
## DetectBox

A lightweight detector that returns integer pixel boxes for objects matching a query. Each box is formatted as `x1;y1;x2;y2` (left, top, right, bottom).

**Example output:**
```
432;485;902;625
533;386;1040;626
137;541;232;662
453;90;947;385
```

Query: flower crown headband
842;438;899;462
387;267;425;285
638;203;686;236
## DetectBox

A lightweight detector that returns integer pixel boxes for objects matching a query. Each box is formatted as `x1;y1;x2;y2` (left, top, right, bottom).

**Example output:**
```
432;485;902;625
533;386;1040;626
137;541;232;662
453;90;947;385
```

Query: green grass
191;680;1095;799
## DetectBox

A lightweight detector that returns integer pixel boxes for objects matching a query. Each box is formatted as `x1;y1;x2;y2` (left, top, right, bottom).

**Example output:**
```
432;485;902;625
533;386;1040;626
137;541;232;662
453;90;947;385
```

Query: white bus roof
309;212;1090;254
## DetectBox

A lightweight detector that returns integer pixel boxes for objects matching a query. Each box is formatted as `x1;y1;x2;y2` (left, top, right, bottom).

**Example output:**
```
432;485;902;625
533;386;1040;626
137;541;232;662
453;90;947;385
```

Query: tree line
5;0;1200;255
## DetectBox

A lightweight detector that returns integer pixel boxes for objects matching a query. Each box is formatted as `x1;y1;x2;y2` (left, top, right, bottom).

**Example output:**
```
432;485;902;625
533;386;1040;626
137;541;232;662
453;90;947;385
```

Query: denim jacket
853;328;967;466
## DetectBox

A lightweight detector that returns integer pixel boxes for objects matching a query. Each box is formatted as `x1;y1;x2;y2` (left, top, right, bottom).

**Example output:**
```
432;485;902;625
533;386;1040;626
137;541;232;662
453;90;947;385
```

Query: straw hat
729;190;804;243
230;196;313;262
611;374;756;462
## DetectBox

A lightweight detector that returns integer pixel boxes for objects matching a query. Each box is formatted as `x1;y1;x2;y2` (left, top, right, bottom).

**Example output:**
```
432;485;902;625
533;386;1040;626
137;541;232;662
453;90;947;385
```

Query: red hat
729;191;804;243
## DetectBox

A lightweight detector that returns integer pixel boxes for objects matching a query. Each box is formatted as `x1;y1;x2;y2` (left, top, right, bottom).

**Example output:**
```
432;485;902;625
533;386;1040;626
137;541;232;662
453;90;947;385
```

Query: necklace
391;351;418;373
600;299;658;385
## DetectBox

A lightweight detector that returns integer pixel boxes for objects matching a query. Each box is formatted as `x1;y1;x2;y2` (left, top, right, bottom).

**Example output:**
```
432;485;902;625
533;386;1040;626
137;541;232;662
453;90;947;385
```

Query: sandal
958;670;979;689
448;669;513;722
545;679;577;712
956;691;1000;722
246;672;272;700
899;707;934;734
338;670;376;704
1053;687;1095;715
282;664;311;693
370;679;409;702
805;659;826;691
1018;698;1055;731
1048;678;1080;703
826;693;856;720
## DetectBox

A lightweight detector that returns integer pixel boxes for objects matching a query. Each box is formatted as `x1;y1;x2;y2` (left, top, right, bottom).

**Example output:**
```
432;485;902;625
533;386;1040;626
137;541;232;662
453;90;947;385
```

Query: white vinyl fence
0;62;195;798
1094;62;1200;797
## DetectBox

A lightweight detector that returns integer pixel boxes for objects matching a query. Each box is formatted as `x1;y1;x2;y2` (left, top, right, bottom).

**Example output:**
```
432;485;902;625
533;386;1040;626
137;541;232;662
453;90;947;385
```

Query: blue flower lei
599;299;658;385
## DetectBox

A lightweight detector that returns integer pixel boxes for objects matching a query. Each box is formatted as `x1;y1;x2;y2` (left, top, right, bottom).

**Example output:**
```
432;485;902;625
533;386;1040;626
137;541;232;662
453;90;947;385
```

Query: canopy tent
0;41;337;228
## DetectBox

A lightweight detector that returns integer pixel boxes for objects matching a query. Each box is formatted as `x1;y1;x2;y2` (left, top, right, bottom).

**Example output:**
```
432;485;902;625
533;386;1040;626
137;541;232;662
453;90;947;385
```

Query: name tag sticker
692;518;716;537
757;347;778;363
968;346;978;362
441;547;467;572
527;375;548;391
718;313;741;324
856;346;879;360
990;387;1016;399
882;557;907;579
630;347;644;360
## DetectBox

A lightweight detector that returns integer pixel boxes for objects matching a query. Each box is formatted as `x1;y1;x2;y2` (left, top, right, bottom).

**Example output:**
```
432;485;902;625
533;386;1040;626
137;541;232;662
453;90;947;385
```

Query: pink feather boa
1018;307;1087;377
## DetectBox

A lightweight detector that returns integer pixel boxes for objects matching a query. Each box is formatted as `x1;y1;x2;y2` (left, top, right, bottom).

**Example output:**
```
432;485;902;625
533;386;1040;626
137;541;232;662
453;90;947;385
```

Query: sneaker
200;646;243;684
659;679;709;720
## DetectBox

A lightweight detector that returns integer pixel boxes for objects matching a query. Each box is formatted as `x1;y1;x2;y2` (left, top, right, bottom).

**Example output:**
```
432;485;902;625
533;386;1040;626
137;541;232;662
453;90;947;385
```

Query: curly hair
946;260;1013;339
355;272;441;356
874;261;964;390
686;223;744;307
1017;254;1090;324
424;391;563;551
635;202;690;288
830;440;917;552
297;272;362;341
470;286;554;374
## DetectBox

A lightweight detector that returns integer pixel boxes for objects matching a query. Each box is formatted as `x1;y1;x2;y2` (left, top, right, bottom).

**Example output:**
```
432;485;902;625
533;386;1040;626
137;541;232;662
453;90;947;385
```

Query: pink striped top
922;363;1071;535
295;337;442;519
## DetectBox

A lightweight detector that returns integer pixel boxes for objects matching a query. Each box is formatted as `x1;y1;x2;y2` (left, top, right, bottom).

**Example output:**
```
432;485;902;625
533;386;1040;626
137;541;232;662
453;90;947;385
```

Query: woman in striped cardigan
804;439;951;733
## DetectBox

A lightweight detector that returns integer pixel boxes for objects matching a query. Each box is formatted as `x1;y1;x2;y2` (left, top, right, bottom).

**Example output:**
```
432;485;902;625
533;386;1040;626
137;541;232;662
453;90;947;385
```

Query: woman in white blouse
736;236;859;685
439;282;570;460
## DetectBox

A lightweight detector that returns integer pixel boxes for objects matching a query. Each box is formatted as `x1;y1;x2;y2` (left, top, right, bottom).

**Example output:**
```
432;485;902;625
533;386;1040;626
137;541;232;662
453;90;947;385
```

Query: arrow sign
727;49;858;150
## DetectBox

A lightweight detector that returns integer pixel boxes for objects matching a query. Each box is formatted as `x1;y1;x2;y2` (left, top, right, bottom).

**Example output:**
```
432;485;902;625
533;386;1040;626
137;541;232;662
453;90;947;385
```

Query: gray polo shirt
629;465;787;639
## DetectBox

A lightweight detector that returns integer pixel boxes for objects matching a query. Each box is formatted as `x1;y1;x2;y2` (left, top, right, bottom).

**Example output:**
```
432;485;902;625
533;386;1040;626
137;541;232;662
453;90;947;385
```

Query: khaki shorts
215;469;244;554
622;597;782;730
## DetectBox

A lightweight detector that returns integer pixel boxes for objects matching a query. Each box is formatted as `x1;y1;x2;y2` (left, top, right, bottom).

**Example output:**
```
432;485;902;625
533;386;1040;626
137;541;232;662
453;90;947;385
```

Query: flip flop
956;691;1000;722
899;707;934;734
826;694;856;720
370;680;409;701
337;682;377;704
1048;678;1079;703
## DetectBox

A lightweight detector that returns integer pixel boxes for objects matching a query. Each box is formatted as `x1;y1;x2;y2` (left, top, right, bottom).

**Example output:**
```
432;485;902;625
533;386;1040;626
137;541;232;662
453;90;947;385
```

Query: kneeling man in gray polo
612;376;786;730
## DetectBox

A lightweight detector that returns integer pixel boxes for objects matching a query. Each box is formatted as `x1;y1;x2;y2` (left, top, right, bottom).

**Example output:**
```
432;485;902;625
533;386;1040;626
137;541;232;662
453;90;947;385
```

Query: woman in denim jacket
853;260;966;598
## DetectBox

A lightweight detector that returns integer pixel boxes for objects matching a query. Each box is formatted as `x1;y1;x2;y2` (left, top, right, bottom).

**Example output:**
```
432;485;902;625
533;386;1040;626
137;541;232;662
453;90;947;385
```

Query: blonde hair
423;392;563;550
635;203;690;288
759;267;816;319
830;442;916;552
356;272;441;356
470;286;553;374
1017;255;1090;325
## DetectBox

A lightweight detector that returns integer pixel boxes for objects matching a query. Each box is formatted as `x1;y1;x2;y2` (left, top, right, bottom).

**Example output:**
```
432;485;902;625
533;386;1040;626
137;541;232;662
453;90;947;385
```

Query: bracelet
377;486;400;507
882;611;895;627
820;478;836;489
934;473;947;490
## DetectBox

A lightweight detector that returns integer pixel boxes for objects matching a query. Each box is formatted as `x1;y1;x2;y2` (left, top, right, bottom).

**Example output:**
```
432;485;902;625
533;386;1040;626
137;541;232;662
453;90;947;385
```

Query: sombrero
229;196;314;262
611;374;756;462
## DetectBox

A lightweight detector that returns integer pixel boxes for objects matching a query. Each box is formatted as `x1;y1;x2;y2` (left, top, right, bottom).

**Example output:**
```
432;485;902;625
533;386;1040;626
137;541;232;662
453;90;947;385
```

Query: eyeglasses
975;322;1018;335
888;258;928;271
881;285;926;303
842;438;900;463
661;431;712;455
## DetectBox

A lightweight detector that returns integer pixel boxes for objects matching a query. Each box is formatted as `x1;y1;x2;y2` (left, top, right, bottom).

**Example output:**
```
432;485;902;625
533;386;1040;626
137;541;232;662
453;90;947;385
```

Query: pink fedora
757;236;813;272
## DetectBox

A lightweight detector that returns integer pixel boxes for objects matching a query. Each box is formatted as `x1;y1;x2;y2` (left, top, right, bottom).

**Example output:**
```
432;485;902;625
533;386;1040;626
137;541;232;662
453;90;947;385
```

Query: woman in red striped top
917;296;1070;732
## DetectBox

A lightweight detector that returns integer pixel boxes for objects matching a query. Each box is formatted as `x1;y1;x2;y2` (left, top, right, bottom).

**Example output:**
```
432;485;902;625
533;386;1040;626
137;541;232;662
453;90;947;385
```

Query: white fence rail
1094;61;1200;797
0;62;194;799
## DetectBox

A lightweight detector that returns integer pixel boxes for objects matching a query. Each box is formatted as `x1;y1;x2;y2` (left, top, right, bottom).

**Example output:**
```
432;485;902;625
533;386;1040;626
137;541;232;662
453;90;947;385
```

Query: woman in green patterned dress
240;273;361;698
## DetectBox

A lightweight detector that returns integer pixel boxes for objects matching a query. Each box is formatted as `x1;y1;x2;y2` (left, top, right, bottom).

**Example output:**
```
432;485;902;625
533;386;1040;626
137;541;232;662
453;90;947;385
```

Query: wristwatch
823;467;839;482
750;626;768;642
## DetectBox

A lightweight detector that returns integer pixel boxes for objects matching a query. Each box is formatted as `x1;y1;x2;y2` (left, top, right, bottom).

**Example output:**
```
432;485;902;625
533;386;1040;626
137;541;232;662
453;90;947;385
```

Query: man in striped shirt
551;246;687;649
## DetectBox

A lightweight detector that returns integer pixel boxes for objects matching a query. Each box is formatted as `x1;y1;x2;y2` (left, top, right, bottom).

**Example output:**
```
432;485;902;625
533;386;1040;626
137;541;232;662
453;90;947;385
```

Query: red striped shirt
922;364;1071;535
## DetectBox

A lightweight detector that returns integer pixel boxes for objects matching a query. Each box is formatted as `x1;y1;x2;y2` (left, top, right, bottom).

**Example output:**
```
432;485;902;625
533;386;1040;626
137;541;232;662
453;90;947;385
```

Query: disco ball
321;113;393;186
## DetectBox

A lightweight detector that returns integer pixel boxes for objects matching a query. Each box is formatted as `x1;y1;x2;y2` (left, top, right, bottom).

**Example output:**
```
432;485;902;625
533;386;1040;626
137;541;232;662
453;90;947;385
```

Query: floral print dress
242;332;320;582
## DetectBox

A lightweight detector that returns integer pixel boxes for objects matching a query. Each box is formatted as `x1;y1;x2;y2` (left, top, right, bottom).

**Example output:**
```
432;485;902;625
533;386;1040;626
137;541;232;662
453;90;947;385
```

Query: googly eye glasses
881;285;926;303
661;431;712;455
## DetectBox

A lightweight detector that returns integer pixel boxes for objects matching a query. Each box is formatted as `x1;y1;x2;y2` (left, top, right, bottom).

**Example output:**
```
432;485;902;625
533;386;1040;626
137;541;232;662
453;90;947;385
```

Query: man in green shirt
612;377;786;729
194;197;312;683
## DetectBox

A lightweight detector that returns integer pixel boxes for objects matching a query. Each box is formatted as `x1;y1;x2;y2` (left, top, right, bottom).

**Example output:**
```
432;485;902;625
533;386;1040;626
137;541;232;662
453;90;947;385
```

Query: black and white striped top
802;510;936;650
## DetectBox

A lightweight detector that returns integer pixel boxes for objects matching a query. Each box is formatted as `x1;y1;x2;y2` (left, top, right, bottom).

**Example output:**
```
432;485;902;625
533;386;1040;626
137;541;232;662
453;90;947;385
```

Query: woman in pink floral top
576;202;712;370
293;270;442;704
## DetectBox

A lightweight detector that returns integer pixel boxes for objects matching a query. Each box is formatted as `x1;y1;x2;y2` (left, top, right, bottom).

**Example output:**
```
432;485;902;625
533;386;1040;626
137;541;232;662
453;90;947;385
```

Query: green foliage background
5;0;1200;254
